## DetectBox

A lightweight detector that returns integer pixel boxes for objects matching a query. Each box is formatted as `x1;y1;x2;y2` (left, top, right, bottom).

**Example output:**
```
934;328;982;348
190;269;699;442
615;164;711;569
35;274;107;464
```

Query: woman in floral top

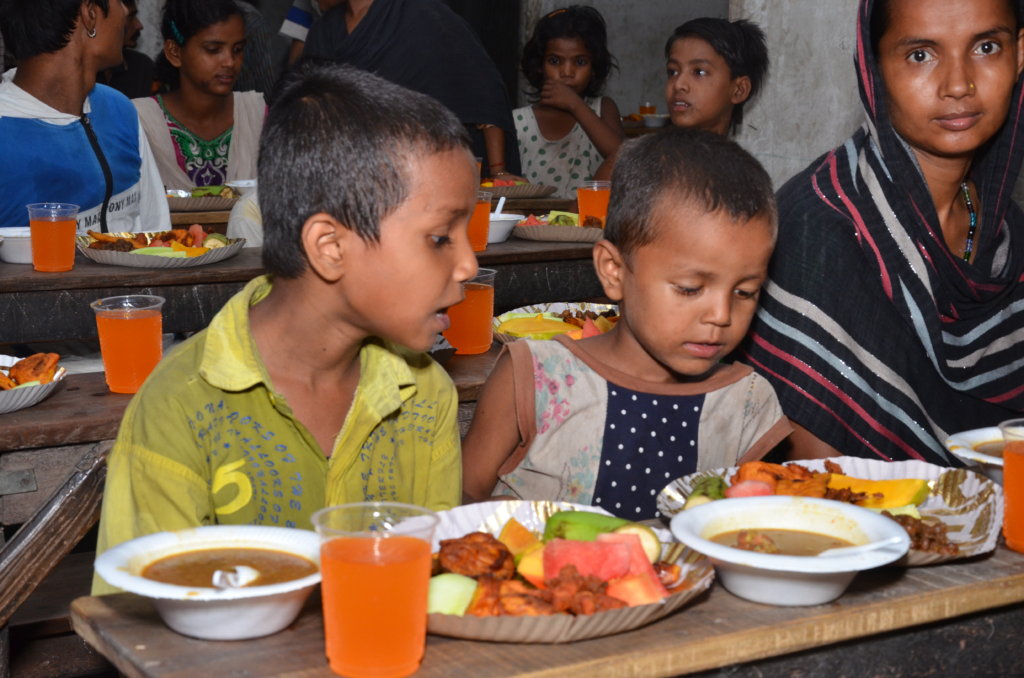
133;0;265;190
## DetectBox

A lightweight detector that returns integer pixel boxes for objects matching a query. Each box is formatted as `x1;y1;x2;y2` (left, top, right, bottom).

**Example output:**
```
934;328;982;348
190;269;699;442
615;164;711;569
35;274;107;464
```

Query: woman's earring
87;27;97;38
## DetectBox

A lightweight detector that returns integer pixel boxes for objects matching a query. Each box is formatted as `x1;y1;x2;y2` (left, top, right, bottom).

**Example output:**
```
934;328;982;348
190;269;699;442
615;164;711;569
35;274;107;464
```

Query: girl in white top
514;6;624;198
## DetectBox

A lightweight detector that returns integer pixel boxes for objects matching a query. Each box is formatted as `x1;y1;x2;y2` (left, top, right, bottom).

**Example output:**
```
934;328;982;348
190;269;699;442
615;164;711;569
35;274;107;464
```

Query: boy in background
95;63;478;592
462;128;790;518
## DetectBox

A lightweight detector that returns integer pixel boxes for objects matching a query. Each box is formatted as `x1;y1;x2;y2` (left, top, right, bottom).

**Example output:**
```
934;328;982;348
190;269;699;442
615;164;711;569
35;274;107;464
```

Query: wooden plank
70;548;1024;678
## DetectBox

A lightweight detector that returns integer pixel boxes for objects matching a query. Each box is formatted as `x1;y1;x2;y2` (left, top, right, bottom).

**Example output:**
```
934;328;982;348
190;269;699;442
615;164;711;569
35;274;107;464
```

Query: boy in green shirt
94;63;479;593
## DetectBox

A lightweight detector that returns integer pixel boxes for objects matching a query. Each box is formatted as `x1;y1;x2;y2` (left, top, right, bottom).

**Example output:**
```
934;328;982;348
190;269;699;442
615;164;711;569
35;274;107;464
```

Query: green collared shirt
94;276;461;593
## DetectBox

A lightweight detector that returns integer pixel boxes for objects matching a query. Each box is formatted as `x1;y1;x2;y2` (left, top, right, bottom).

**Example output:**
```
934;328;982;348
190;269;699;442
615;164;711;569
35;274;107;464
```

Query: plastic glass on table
27;202;79;272
90;295;165;394
311;502;439;678
468;191;492;252
442;268;496;355
577;181;611;228
1000;418;1024;553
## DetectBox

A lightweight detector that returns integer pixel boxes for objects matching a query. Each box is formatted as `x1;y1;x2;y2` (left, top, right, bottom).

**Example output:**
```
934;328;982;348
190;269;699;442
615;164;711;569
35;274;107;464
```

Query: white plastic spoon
211;565;260;589
493;196;506;218
818;535;905;558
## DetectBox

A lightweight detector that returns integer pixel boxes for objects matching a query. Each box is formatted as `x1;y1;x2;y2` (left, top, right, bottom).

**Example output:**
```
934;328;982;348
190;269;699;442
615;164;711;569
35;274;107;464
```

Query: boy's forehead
649;193;775;241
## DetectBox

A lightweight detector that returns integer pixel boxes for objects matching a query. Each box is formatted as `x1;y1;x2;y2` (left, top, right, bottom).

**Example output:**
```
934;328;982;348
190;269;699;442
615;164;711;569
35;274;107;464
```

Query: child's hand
540;80;585;114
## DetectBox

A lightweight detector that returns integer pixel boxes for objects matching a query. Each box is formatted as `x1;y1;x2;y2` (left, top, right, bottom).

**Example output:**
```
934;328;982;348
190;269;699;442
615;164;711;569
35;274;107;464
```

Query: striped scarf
741;0;1024;464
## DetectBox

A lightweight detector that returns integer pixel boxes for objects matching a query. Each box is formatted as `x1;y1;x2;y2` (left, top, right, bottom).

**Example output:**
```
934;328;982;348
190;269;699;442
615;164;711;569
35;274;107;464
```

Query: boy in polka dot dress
462;128;791;519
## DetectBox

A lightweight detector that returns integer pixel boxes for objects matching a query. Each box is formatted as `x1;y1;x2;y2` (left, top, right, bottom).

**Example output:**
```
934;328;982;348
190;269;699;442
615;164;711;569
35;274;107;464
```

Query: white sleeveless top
513;97;605;199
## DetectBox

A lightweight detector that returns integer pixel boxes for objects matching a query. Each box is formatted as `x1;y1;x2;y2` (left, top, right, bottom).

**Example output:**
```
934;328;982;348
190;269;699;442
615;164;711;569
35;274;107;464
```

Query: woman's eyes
976;40;1002;56
908;49;934;64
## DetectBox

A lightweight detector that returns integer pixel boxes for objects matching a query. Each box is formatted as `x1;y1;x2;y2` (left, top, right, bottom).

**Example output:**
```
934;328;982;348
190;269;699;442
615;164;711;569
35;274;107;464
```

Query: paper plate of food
492;302;618;344
658;457;1003;566
512;212;604;243
76;227;244;268
480;181;557;199
945;427;1004;484
0;353;66;415
426;500;714;643
166;186;239;211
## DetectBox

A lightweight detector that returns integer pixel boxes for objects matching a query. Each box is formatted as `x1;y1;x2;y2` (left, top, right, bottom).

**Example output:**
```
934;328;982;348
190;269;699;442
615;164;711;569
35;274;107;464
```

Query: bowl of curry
95;525;321;640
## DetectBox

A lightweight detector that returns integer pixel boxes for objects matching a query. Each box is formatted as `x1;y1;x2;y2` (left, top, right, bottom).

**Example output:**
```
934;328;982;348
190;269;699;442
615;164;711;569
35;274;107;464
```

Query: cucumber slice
612;523;662;563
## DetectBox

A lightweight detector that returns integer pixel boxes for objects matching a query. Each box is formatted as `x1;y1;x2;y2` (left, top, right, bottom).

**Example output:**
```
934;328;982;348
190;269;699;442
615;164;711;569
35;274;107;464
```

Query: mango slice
825;474;930;509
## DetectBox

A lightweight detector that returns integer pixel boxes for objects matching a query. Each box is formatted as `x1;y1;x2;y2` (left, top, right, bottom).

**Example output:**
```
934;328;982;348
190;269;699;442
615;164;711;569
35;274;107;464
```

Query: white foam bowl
0;227;32;264
95;525;321;640
226;179;258;196
945;427;1004;485
642;114;670;128
488;214;522;243
670;496;909;606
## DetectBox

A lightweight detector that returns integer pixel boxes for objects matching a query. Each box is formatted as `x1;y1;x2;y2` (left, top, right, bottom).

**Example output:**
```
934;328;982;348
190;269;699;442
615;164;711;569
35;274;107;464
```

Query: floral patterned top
494;336;792;519
155;94;232;187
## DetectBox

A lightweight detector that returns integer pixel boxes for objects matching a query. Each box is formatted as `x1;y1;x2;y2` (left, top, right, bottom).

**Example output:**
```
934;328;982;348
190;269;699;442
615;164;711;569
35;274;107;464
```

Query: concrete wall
521;0;727;113
730;0;861;190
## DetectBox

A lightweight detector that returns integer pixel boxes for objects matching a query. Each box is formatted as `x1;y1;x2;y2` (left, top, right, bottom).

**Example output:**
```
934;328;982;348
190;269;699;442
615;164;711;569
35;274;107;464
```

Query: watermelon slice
724;479;774;498
542;539;631;582
187;223;207;246
597;533;669;605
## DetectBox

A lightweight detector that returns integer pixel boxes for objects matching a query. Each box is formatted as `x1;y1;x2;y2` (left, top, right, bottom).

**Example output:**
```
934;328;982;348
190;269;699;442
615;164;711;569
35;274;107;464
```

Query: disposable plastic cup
27;203;79;272
639;101;657;115
91;295;165;394
1000;419;1024;552
311;502;439;678
442;268;496;355
577;181;611;228
468;191;491;252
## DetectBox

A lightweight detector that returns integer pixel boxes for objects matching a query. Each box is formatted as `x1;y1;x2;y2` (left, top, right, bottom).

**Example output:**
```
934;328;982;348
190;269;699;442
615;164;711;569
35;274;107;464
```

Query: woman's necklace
961;181;977;262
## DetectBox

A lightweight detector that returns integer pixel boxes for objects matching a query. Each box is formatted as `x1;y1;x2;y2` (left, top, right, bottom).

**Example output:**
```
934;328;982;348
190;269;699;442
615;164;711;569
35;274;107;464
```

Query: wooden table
0;240;601;345
69;547;1024;677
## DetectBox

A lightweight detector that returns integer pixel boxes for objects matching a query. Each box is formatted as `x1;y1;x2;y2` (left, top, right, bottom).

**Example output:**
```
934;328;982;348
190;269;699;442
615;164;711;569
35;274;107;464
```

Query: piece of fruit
594;315;615;333
496;314;575;340
682;494;713;510
497;518;541;558
610;524;662;563
204;233;229;249
11;380;40;390
542;510;631;542
724;479;774;498
546;210;578;226
169;241;210;257
516;543;546;588
875;504;922;519
825;474;931;509
542;539;632;582
427;573;478;616
187;223;207;246
606;572;669;607
581;317;602;338
133;247;187;258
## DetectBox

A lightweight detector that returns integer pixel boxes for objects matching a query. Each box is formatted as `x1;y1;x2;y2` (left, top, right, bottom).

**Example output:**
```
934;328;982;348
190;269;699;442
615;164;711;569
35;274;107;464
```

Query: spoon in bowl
493;196;506;218
818;535;905;558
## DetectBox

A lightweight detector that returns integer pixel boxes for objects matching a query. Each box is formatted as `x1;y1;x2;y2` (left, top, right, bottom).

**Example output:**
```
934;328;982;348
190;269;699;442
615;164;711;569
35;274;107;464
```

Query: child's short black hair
605;127;776;257
664;18;769;134
521;5;616;100
259;61;472;278
155;0;244;89
0;0;111;60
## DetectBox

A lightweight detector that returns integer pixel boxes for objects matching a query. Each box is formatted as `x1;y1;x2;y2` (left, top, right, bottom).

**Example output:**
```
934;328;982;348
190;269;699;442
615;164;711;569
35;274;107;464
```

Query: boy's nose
453;238;478;284
701;294;732;326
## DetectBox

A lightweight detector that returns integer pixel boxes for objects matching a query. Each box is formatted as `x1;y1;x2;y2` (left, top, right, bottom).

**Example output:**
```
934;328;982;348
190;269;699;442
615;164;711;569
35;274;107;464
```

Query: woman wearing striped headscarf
741;0;1024;464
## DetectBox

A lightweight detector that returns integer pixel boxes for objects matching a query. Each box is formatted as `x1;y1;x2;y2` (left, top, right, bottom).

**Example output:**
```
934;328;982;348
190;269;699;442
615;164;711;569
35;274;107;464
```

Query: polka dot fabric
592;386;702;519
513;98;605;199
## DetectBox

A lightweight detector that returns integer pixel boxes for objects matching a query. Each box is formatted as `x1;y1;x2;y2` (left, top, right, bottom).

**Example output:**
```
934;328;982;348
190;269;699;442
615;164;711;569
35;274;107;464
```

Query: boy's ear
730;75;752;105
592;239;627;302
301;212;353;282
164;39;182;68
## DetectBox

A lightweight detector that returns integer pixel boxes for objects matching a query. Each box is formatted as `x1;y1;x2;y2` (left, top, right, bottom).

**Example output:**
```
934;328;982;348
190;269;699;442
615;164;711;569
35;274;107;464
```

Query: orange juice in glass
27;202;79;272
442;268;495;355
468;191;492;252
312;502;438;678
90;295;165;394
577;181;611;228
639;101;657;115
999;419;1024;553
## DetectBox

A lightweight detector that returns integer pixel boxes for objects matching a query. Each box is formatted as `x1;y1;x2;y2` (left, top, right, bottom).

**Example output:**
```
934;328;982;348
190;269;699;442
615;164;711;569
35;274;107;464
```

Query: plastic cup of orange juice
639;100;657;115
576;180;611;228
999;418;1024;553
442;268;495;355
90;295;165;394
468;191;492;252
311;502;439;678
27;202;79;272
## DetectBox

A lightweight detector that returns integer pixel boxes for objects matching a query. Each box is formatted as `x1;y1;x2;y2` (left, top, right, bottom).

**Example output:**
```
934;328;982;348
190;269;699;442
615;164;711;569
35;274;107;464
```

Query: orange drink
91;295;165;394
639;101;656;115
27;202;79;272
468;191;491;252
312;503;439;678
577;181;611;228
442;268;496;355
1000;419;1024;553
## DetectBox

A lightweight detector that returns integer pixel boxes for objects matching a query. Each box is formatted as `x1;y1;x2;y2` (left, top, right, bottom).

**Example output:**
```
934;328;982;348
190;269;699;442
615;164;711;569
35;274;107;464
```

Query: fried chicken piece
0;371;16;390
570;590;628;615
9;353;59;385
464;577;502;617
438;532;516;580
545;565;611;614
87;229;121;243
824;486;875;504
89;238;134;251
823;459;845;474
498;580;555;616
735;529;780;554
775;474;829;498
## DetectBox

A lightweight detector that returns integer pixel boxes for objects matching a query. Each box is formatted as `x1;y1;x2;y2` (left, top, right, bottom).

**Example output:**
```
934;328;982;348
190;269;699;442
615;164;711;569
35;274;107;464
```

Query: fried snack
0;371;16;390
775;474;829;498
89;238;135;251
87;229;121;243
884;513;959;556
465;577;502;617
438;532;516;580
498;580;555;616
9;353;59;385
